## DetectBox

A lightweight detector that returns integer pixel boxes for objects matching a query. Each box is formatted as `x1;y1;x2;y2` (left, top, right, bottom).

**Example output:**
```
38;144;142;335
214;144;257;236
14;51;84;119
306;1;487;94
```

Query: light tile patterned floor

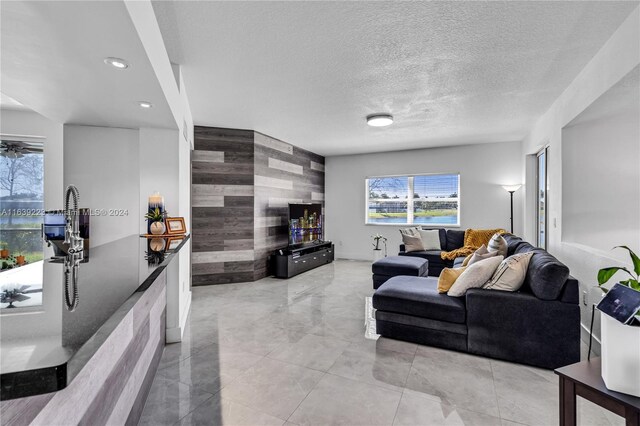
139;260;623;426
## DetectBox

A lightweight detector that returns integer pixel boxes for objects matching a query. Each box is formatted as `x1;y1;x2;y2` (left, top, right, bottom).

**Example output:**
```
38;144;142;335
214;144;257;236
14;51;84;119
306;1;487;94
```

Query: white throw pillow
447;255;504;297
467;244;499;266
484;251;534;292
487;233;508;258
417;229;441;251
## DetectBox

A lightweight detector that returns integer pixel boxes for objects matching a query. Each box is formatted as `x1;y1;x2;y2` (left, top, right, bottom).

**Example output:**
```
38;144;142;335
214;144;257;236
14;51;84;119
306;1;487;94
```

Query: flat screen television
288;203;323;247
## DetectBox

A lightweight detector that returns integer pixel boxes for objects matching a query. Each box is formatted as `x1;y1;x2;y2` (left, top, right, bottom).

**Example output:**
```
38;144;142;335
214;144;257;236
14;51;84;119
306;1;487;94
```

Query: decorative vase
15;255;25;266
1;249;8;258
601;313;640;397
373;249;384;263
149;238;166;252
150;221;166;235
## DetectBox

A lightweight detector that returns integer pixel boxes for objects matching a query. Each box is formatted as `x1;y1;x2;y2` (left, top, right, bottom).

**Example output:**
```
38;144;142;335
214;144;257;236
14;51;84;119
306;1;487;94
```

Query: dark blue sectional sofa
373;232;581;370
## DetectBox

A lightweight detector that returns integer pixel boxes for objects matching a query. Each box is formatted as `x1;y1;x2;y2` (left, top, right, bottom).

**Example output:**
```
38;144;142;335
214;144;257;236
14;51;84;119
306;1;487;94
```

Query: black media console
273;241;334;278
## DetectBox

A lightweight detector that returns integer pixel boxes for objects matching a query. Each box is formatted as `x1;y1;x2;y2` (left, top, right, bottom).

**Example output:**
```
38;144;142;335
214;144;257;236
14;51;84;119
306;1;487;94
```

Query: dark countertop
0;234;189;400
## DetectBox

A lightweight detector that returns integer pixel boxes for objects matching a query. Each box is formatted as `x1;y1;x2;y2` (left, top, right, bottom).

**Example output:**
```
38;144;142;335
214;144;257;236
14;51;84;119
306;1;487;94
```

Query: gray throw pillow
417;229;441;250
448;255;504;297
487;233;508;257
484;251;534;292
400;227;425;253
467;244;499;266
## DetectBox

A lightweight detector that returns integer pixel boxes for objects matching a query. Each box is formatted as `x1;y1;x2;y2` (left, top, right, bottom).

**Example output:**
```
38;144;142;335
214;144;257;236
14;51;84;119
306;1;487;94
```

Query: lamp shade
502;184;522;193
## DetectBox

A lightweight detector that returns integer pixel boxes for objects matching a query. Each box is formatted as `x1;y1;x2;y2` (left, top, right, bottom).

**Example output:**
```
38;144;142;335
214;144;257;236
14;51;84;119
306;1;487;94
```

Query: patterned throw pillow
487;233;508;257
484;252;534;292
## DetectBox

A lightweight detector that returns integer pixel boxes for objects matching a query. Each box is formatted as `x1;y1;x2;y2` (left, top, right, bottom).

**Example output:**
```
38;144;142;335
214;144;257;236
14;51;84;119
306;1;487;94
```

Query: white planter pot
601;313;640;397
373;249;384;263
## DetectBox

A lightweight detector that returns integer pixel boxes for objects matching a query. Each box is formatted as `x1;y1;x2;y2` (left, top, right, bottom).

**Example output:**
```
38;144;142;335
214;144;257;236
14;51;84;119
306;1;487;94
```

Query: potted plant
145;207;166;235
372;234;387;262
597;245;640;397
0;242;8;259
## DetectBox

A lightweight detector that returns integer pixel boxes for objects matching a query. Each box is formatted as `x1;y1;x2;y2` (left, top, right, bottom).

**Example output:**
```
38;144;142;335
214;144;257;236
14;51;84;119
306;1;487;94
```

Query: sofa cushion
525;250;570;301
437;228;448;250
400;249;446;266
445;230;465;251
514;243;570;300
372;256;429;277
453;257;466;268
502;234;524;256
373;276;467;324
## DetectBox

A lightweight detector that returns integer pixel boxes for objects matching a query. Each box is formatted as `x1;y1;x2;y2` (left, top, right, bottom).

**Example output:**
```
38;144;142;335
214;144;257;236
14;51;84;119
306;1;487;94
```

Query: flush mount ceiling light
367;114;394;127
104;57;129;69
138;101;153;109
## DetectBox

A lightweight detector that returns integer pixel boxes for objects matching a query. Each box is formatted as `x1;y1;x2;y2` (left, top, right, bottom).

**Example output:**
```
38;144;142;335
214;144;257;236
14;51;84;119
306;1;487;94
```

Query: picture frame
166;235;185;251
165;217;186;235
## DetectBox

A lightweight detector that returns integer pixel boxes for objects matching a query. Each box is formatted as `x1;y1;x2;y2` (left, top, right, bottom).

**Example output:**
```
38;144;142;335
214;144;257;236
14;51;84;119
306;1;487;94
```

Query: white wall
0;109;64;338
126;1;193;341
139;127;179;232
521;6;640;345
326;141;523;260
64;125;140;247
562;67;639;252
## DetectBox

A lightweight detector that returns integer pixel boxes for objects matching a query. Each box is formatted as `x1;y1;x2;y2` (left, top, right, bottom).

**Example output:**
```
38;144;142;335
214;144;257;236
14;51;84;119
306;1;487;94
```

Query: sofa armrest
465;288;580;369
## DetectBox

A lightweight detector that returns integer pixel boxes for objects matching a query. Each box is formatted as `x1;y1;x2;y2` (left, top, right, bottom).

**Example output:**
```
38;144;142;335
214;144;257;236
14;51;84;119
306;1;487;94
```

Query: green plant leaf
629;279;640;291
597;267;628;285
614;245;640;277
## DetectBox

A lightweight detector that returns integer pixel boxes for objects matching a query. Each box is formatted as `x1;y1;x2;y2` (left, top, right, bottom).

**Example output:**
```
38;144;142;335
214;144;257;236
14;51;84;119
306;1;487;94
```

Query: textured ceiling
153;1;637;156
1;1;175;129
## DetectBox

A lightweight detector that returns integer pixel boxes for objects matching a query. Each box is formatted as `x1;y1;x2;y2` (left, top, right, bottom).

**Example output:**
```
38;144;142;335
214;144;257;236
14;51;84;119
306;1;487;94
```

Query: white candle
148;192;164;211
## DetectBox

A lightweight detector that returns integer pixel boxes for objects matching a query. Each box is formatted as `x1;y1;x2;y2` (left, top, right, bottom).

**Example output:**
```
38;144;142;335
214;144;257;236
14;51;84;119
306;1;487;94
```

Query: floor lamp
502;185;522;233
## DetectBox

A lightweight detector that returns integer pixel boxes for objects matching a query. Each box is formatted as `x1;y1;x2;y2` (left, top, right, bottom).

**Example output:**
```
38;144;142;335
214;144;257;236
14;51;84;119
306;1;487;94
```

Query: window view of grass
0;151;44;268
367;174;460;225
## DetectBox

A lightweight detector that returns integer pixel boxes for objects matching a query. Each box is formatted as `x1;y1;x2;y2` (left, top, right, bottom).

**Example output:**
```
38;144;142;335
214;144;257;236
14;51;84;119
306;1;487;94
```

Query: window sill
365;223;461;228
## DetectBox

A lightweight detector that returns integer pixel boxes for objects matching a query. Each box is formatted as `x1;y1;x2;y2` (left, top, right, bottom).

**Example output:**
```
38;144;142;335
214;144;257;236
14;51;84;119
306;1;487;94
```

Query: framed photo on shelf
166;235;185;251
165;217;186;235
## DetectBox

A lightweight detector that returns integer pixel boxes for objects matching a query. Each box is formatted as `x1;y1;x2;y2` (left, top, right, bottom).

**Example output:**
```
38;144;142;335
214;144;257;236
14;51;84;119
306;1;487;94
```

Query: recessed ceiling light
138;101;153;109
104;57;129;69
367;114;393;127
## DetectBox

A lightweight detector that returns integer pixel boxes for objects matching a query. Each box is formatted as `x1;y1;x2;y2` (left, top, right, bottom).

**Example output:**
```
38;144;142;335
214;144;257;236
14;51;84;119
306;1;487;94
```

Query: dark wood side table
555;358;640;426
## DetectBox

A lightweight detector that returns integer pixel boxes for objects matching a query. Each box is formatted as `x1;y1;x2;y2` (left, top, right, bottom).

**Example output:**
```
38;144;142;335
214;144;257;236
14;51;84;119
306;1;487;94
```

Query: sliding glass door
536;148;548;249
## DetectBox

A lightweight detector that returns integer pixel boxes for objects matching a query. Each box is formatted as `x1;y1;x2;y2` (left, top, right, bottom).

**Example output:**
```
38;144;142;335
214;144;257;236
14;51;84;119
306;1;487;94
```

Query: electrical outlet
582;291;588;306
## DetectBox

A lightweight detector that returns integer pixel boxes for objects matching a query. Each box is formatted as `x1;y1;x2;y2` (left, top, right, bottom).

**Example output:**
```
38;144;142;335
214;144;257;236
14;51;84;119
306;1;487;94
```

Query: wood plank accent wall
192;127;325;285
192;127;255;285
253;132;325;280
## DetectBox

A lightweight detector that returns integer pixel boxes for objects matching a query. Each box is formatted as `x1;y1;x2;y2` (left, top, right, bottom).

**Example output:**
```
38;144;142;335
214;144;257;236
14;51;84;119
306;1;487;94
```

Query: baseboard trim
166;291;191;343
581;322;601;356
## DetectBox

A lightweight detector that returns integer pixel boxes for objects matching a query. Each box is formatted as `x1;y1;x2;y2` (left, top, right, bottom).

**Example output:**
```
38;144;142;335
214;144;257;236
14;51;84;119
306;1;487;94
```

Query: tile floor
139;260;623;426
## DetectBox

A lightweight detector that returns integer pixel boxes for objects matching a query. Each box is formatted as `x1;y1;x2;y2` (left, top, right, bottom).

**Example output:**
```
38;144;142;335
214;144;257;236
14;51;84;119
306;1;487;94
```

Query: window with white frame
366;173;460;226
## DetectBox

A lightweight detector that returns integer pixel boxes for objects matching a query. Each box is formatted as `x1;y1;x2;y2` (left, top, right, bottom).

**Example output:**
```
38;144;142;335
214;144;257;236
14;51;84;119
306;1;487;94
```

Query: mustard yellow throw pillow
438;267;467;293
